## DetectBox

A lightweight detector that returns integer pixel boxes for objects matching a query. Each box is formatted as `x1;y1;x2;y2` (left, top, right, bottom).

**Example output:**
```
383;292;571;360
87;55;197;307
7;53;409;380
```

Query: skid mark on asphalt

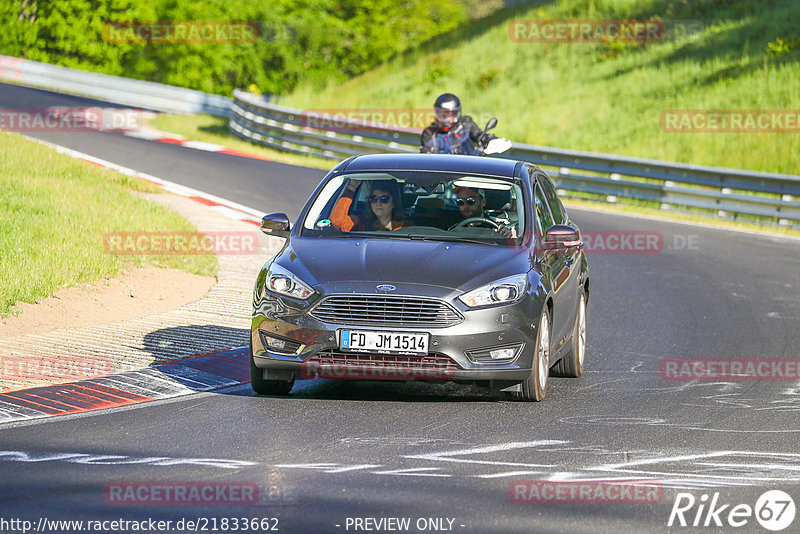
0;450;257;469
561;413;800;431
569;375;800;411
273;463;382;474
404;441;566;468
339;437;465;446
372;467;451;477
4;441;800;490
266;440;800;490
584;451;800;489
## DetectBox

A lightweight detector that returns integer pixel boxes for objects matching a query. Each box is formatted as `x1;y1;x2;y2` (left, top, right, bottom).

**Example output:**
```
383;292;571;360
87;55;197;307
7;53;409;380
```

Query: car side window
535;173;566;225
534;184;554;238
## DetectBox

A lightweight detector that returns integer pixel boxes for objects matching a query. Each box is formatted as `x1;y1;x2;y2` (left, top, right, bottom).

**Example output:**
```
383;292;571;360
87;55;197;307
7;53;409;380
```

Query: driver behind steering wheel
453;186;513;237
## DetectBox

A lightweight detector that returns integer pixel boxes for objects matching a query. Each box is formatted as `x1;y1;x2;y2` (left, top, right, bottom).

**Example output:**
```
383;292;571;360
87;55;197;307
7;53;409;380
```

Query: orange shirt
330;189;413;232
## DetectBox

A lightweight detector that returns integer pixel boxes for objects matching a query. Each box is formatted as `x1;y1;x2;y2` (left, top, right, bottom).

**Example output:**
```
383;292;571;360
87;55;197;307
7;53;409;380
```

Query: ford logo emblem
376;284;396;291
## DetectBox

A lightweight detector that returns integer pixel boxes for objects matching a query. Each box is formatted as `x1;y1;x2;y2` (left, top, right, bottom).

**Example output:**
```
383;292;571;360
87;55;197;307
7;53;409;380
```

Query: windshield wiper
312;232;501;246
406;235;499;245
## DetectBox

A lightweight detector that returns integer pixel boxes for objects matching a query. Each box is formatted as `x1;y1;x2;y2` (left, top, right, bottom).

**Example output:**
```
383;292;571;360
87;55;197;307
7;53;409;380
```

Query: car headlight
266;263;315;300
458;274;528;308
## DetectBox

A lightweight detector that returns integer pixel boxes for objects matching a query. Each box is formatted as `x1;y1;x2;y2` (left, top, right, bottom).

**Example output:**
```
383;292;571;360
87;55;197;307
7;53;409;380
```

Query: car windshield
301;171;527;245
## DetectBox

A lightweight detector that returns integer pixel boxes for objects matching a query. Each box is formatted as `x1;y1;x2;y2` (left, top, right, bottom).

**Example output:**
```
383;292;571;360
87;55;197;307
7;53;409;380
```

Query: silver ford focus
251;153;588;401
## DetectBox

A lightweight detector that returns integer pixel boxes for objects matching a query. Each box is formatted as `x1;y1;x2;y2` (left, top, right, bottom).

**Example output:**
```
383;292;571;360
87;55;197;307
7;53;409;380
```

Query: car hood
273;236;531;291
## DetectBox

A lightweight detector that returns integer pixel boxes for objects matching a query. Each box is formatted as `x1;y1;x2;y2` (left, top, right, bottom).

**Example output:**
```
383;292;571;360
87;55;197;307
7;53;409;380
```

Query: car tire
519;307;551;402
249;341;294;395
552;291;586;378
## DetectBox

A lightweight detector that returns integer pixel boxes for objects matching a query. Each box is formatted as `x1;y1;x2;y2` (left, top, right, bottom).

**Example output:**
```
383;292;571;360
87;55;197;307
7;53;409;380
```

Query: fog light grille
466;343;524;363
259;330;303;355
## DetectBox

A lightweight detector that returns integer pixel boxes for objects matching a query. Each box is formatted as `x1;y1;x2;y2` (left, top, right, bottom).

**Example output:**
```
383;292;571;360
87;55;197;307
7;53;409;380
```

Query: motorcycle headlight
458;274;527;308
266;263;315;300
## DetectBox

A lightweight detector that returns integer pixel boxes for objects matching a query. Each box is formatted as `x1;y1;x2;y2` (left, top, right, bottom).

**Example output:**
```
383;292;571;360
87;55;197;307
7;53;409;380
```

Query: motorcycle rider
420;93;496;154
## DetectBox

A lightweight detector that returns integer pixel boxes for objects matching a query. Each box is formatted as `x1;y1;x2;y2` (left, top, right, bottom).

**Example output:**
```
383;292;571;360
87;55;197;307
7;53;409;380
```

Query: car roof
341;153;521;178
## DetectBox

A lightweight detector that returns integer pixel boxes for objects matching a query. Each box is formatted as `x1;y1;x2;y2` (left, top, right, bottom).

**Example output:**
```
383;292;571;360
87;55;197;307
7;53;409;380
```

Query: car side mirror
484;117;498;132
261;213;291;238
542;225;582;251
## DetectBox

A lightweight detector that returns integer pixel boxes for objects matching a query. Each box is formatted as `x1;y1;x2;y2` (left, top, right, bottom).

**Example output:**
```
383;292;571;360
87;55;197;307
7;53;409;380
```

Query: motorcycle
421;117;513;156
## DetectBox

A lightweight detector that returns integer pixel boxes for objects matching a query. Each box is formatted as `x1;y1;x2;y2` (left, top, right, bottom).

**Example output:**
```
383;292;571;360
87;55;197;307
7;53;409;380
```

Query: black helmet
433;93;461;130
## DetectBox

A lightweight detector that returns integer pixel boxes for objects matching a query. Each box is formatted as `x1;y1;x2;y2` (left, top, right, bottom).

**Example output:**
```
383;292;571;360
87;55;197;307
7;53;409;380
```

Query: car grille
309;295;462;327
304;350;458;380
308;350;456;369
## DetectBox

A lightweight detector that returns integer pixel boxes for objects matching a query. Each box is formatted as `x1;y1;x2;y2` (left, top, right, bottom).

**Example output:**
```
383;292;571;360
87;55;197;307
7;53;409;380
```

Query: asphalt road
0;83;324;218
2;83;800;533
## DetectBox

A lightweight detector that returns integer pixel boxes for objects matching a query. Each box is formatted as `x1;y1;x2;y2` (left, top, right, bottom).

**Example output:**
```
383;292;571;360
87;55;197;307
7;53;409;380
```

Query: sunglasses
456;197;479;206
368;195;391;204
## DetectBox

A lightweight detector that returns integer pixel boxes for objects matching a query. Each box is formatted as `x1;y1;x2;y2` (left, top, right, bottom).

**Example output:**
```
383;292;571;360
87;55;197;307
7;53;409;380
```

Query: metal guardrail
2;54;796;226
0;55;231;116
230;89;800;226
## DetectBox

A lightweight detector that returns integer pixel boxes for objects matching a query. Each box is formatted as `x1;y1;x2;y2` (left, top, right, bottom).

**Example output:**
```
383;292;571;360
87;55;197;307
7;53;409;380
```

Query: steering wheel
449;217;502;231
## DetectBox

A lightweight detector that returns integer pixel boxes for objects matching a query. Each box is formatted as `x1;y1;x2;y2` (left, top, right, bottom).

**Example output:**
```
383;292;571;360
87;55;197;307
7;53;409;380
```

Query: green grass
281;0;800;175
0;132;217;317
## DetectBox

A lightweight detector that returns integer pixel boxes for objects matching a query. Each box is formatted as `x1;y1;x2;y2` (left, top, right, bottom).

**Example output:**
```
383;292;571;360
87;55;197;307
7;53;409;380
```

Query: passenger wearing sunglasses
453;186;513;237
331;179;413;232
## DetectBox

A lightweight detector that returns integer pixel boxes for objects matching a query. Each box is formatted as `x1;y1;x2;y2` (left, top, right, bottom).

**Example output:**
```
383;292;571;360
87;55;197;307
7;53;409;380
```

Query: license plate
339;330;429;355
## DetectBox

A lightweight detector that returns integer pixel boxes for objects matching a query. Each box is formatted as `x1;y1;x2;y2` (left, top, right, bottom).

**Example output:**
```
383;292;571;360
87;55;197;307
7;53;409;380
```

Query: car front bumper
251;284;545;383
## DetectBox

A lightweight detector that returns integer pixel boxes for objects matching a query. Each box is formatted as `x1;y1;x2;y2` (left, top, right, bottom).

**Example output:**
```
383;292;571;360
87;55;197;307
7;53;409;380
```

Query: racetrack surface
2;83;800;533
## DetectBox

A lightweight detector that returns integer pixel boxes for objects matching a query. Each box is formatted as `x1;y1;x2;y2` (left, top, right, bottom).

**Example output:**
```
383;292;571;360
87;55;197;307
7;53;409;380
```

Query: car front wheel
519;307;551;402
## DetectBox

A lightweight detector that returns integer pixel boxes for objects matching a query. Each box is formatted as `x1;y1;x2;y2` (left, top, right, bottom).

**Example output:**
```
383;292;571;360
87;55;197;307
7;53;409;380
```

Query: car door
532;172;580;354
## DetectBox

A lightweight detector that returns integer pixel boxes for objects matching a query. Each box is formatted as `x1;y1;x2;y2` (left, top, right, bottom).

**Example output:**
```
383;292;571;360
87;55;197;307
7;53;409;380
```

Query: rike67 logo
668;490;796;531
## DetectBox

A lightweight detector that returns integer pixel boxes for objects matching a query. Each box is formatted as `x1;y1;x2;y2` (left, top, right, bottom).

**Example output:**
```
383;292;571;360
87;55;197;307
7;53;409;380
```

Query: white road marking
181;140;226;151
404;440;566;468
695;461;800;472
371;467;450;477
473;470;544;479
591;451;733;470
273;463;380;473
325;464;382;473
124;130;178;141
274;463;338;469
